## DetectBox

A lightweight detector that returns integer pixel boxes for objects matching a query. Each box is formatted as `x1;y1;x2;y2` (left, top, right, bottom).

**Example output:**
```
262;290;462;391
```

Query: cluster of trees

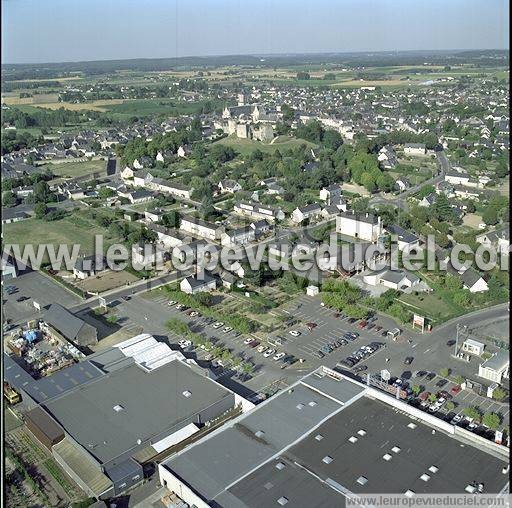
321;279;369;319
372;289;412;324
1;129;44;155
346;150;395;192
295;120;343;150
481;194;509;225
296;71;310;80
3;107;90;130
366;129;440;152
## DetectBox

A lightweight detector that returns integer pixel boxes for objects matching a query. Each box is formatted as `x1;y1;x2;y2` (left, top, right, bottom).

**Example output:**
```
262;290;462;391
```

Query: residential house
2;209;30;224
476;225;509;256
419;193;437;207
218;180;242;194
319;184;342;205
336;211;383;242
459;268;489;293
386;224;420;252
180;271;217;294
404;143;426;156
377;145;398;169
73;255;107;279
395;177;411;192
233;201;285;222
250;219;273;237
147;224;188;248
180;215;223;241
221;226;256;247
291;203;323;224
363;269;420;291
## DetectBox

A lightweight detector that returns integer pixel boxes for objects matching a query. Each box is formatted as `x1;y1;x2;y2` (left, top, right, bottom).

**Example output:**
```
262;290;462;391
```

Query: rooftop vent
277;497;289;506
465;485;477;494
322;456;333;464
264;482;273;490
405;490;415;497
255;430;265;438
308;401;318;407
348;436;358;443
357;429;367;436
296;403;305;410
315;434;324;441
428;465;439;474
383;454;392;461
356;476;368;486
391;446;401;453
407;423;417;429
182;390;192;398
420;474;430;482
113;404;124;412
275;462;285;470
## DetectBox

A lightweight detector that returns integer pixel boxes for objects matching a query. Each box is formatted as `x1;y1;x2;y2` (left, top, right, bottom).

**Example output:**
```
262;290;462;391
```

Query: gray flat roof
161;372;508;507
286;396;507;495
43;359;233;465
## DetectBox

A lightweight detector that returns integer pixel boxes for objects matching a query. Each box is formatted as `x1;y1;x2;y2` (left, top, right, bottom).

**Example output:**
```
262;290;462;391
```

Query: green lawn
44;159;106;179
213;135;317;156
3;212;120;262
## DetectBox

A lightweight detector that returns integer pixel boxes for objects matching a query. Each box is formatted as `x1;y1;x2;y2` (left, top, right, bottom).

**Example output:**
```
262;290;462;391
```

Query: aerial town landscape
1;1;510;507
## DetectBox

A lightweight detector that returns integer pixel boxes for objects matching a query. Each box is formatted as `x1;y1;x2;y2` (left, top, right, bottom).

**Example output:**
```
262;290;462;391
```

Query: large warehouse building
159;367;509;508
6;334;251;499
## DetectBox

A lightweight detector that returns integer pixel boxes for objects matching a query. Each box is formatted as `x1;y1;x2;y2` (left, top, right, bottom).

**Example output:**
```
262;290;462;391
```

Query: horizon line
2;47;509;67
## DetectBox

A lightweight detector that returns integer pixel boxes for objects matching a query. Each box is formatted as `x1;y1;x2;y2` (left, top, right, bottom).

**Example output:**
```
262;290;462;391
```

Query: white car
263;348;276;358
257;345;267;353
168;300;177;306
244;337;254;345
289;330;301;337
222;326;233;333
178;339;192;349
190;311;199;317
212;322;224;329
273;352;286;361
450;414;463;425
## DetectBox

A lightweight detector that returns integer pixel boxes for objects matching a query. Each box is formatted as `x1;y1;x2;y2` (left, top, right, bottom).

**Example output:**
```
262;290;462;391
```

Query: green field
3;212;120;261
102;98;223;119
213;135;317;156
44;159;107;179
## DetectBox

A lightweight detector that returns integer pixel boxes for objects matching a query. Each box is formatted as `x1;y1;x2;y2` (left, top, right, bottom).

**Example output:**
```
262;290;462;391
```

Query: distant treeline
2;49;508;80
2;81;62;91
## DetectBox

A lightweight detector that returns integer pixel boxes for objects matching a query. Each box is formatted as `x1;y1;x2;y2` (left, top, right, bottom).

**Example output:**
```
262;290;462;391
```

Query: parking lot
3;270;81;326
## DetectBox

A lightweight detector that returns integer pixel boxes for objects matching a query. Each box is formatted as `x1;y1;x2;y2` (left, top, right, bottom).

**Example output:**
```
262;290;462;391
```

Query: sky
2;0;509;64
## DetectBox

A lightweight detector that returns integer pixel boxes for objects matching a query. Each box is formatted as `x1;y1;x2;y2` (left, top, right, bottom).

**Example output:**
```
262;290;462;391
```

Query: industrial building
5;334;251;499
159;367;509;508
478;350;510;384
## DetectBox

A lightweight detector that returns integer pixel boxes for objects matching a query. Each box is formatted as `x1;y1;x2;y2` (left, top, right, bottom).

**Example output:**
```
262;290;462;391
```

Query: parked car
450;414;463;425
212;322;224;329
244;337;254;345
367;324;375;331
313;351;325;359
447;340;456;346
167;300;177;306
436;379;448;388
257;345;267;353
425;372;436;381
273;352;286;361
222;326;233;333
375;325;383;332
16;296;29;302
190;311;199;317
347;318;357;324
450;385;462;395
306;322;317;331
263;349;275;358
289;330;301;337
358;320;368;329
248;340;260;348
416;370;427;378
404;356;414;365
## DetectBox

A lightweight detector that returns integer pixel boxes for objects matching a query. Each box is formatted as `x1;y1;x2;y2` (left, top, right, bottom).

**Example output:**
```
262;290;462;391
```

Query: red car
450;385;461;395
358;320;368;329
306;322;318;331
248;340;260;348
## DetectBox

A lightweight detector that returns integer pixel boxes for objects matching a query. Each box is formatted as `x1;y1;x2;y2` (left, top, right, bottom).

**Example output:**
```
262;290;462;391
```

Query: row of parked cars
337;341;384;370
